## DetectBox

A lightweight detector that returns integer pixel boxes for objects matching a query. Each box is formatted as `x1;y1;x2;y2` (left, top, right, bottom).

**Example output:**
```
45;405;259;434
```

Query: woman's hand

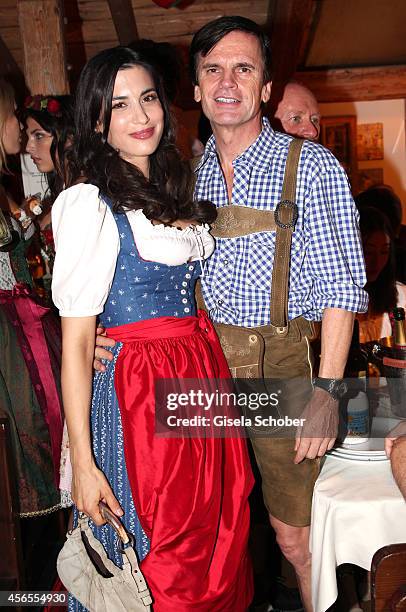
72;462;123;526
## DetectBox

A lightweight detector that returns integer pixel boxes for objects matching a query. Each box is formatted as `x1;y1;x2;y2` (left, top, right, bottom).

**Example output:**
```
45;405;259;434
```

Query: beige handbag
57;502;152;611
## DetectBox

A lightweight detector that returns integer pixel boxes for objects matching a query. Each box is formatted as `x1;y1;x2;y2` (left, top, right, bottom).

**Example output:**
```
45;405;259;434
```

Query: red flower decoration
47;98;61;114
24;95;34;107
42;228;55;248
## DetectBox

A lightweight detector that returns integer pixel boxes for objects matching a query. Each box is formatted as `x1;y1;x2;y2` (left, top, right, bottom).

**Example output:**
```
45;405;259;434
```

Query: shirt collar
195;117;277;173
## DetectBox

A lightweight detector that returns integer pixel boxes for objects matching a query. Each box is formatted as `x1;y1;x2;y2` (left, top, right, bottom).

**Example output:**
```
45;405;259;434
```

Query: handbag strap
269;138;303;337
122;544;153;606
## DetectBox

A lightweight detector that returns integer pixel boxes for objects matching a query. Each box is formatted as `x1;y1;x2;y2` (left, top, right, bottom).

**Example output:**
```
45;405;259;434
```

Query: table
310;442;406;612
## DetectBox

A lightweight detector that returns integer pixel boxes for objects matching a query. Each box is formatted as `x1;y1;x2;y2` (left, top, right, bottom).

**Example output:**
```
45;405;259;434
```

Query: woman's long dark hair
22;95;74;202
359;206;397;314
70;46;215;225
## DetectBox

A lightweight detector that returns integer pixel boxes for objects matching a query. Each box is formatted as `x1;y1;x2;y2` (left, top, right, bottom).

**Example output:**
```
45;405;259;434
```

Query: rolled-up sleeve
304;163;368;316
52;183;120;317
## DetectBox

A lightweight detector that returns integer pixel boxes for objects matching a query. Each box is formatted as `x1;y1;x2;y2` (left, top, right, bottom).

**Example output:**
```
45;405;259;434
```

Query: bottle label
347;391;369;437
383;357;406;369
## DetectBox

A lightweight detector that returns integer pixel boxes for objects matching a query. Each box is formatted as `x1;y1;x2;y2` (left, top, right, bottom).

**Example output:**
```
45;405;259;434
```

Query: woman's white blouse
52;183;215;317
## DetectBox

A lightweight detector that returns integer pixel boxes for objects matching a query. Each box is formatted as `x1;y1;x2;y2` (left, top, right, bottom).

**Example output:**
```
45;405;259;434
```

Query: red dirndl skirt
107;310;254;611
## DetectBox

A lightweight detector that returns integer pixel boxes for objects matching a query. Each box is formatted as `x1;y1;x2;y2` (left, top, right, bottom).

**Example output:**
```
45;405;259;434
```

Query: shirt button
217;299;223;306
184;307;190;313
223;259;229;266
182;298;188;304
188;265;194;271
180;289;186;295
182;281;188;287
185;274;191;279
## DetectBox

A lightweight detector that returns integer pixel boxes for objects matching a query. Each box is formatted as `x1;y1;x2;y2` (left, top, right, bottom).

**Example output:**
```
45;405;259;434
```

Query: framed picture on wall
319;115;358;190
357;123;384;161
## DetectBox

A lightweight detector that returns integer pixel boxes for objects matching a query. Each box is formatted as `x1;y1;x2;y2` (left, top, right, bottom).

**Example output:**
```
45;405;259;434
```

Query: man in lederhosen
189;16;367;611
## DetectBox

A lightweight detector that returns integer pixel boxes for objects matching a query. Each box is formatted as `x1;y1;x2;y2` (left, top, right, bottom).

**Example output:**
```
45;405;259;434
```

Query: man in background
273;81;321;142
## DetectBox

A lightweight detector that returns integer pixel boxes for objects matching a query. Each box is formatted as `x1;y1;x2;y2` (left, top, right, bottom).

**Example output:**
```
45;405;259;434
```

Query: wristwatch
312;377;348;400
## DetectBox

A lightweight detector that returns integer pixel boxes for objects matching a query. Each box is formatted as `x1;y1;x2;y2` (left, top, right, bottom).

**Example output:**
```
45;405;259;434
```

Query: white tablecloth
310;453;406;612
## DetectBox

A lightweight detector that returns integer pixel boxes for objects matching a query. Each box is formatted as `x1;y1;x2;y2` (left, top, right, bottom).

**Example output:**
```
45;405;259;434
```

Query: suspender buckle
269;324;289;337
274;200;298;229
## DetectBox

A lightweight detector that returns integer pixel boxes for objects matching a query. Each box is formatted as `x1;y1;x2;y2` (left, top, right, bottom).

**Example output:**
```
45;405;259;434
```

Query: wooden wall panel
131;0;268;43
1;27;21;50
296;65;406;102
65;0;268;54
65;17;117;44
1;0;267;80
0;7;19;28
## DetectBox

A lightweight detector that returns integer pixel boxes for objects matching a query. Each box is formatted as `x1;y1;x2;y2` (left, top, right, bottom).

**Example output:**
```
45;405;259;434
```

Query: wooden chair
372;544;406;611
0;415;25;591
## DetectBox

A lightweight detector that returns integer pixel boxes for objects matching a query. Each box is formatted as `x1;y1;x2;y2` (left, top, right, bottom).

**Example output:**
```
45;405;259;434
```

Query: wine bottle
393;307;406;348
345;320;368;386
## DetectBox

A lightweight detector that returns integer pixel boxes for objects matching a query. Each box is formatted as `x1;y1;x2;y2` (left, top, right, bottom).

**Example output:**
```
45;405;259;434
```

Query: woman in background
356;184;406;284
356;205;406;343
0;77;63;516
22;95;74;275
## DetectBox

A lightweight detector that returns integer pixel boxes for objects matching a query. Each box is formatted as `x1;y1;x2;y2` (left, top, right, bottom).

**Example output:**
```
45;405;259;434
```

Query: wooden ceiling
1;0;406;105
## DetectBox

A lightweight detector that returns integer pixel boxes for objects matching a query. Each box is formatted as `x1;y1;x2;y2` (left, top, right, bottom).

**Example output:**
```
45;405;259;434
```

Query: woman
52;47;253;611
0;77;63;516
356;205;406;343
23;95;74;275
356;184;406;284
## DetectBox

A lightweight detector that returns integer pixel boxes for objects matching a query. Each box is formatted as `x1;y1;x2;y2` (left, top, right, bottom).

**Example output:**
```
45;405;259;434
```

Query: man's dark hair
189;16;272;85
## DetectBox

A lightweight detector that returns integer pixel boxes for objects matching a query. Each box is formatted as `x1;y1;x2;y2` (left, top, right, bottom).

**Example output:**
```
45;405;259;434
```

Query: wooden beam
17;0;69;95
106;0;138;46
295;65;406;103
267;0;316;114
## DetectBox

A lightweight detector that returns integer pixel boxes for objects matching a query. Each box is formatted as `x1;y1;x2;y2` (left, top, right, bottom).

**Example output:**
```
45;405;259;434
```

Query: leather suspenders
203;138;303;336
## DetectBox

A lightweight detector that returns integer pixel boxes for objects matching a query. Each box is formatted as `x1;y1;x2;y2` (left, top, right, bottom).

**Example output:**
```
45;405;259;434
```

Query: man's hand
294;386;338;464
385;421;406;458
94;325;115;372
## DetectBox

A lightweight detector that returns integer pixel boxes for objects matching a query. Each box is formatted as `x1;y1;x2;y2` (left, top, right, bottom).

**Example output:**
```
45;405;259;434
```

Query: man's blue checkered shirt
195;118;368;327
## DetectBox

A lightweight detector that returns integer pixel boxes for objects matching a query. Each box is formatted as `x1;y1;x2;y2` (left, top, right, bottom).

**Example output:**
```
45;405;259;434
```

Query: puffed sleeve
52;183;120;317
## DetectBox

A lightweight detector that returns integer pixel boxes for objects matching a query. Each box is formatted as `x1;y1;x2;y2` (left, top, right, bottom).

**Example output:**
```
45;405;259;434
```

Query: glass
0;209;12;247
